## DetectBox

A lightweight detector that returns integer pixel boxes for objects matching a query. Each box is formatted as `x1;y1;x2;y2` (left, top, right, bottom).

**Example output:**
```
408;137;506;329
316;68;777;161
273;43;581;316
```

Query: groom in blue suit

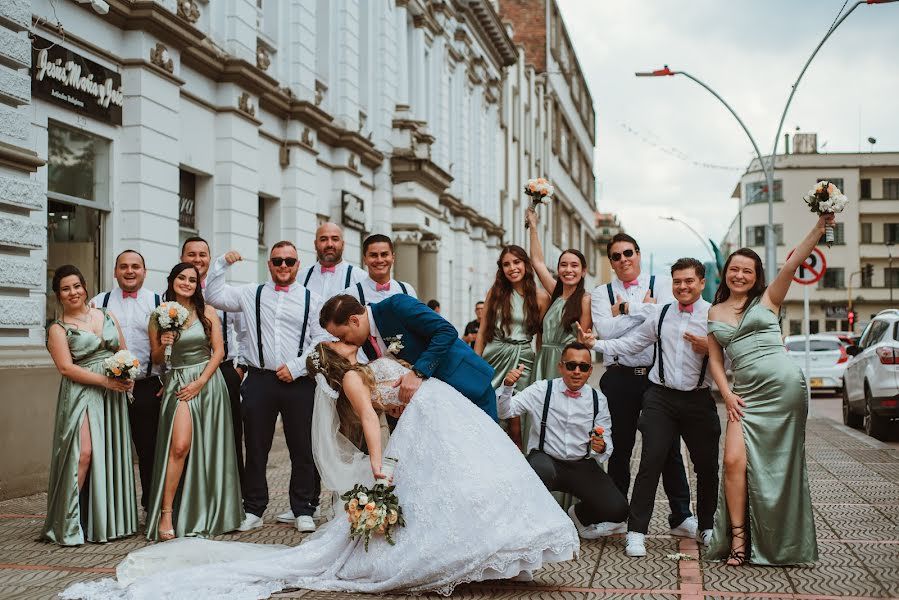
320;294;498;421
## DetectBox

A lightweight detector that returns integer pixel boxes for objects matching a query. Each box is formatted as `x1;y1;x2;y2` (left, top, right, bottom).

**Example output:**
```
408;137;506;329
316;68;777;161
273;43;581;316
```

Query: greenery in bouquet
341;483;405;551
803;180;848;247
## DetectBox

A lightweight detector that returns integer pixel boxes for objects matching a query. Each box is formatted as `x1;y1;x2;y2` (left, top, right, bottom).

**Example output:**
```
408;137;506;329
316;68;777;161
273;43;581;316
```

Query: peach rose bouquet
103;349;141;402
524;177;554;229
151;301;190;368
341;482;405;551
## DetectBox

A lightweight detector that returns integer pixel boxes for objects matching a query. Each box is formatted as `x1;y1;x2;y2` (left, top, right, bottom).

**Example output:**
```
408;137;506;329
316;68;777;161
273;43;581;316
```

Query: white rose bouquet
341;482;405;551
151;301;190;368
103;350;141;402
523;177;554;229
803;180;848;248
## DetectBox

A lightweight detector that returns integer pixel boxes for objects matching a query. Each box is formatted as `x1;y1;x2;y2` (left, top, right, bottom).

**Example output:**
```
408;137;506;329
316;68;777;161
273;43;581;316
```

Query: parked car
784;334;848;393
842;309;899;440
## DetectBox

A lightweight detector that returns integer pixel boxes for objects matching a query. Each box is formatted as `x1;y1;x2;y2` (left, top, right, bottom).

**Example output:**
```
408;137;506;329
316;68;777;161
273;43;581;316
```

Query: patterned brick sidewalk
1;413;897;600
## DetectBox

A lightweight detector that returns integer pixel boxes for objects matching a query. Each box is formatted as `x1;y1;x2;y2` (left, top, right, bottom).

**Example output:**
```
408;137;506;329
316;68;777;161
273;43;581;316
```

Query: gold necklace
66;306;92;328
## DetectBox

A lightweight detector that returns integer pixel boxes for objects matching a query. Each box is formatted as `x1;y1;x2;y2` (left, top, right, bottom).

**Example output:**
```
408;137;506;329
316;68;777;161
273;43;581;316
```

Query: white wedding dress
61;358;578;599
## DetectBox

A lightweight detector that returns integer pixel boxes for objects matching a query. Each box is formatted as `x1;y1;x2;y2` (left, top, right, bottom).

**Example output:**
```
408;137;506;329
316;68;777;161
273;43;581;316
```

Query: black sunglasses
270;257;298;267
610;249;636;262
563;361;591;373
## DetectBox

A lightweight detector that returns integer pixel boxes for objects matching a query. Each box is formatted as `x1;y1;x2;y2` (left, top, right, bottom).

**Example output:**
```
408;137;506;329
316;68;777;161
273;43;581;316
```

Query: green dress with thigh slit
145;319;244;541
42;310;138;546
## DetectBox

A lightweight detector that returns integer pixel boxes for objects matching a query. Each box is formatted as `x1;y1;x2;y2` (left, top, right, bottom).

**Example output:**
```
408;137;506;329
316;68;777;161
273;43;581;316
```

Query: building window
885;268;899;289
860;178;871;199
789;320;802;336
179;170;198;248
48;121;110;205
885;223;899;244
861;222;872;244
884;179;899;200
819;267;845;289
745;224;783;247
809;320;820;334
745;180;783;204
552;205;561;247
825;319;839;332
818;222;845;245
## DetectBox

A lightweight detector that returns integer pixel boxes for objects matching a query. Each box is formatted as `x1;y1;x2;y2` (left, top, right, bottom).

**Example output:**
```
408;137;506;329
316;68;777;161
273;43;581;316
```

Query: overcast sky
558;0;899;273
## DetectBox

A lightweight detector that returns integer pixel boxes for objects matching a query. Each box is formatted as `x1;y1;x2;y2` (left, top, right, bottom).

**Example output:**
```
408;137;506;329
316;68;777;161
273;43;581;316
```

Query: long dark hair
484;245;542;343
550;249;588;331
165;262;213;344
713;248;766;313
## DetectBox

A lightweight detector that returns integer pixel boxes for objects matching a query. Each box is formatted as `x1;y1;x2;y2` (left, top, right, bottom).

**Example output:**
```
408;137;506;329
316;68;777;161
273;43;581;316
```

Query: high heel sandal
159;508;176;542
726;524;747;567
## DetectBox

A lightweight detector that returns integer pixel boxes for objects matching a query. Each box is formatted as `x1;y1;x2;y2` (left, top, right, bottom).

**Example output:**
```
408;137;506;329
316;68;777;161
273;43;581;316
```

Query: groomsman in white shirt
90;250;161;512
299;222;366;300
344;234;416;305
205;241;326;534
590;233;694;538
580;258;719;557
181;236;247;494
498;342;629;540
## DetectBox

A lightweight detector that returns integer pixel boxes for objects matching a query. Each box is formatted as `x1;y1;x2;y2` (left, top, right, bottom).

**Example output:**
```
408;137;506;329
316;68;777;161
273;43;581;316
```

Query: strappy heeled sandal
159;508;176;542
726;523;747;567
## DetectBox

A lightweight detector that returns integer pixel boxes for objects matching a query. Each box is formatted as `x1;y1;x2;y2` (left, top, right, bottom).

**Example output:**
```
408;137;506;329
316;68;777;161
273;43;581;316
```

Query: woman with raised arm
43;265;137;546
526;208;592;382
705;213;833;567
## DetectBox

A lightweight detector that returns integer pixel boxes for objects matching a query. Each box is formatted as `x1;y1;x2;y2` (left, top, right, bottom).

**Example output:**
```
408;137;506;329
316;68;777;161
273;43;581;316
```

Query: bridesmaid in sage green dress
706;213;833;566
44;265;138;546
146;263;243;541
475;245;550;449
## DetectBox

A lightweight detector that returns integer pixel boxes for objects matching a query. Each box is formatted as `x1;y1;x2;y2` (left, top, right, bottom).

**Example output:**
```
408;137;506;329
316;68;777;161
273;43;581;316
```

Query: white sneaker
237;512;264;531
670;515;698;538
277;507;321;523
698;528;713;547
625;531;646;557
590;521;628;537
567;505;590;538
295;515;316;533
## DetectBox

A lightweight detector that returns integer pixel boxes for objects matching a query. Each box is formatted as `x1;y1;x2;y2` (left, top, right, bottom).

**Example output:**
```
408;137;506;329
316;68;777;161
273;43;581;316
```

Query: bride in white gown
62;341;578;600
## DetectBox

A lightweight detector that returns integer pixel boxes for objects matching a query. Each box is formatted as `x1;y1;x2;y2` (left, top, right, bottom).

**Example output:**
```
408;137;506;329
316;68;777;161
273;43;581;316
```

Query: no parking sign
792;247;827;285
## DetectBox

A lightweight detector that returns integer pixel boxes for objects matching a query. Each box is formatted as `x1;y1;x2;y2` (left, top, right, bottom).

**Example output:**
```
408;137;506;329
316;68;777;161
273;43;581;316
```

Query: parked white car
784;334;848;393
842;309;899;440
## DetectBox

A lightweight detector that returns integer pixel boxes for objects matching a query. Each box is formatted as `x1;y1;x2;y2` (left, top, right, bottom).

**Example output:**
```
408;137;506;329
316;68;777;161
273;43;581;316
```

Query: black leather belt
608;365;651;377
246;365;274;375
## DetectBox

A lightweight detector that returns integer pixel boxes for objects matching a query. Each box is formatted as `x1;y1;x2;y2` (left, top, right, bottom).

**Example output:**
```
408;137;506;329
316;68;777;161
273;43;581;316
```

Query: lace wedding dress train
62;358;578;599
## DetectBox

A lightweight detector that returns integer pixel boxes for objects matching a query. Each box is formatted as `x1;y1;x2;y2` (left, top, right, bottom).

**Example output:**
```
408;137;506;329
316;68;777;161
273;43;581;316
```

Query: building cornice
391;155;453;195
0;141;44;173
460;0;517;67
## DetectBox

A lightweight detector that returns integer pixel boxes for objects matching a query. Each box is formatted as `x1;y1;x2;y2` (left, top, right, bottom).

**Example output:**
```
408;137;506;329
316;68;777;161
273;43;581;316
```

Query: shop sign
342;191;366;231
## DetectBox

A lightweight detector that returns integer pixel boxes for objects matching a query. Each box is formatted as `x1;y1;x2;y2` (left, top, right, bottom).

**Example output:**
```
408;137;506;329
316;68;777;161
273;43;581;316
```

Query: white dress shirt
497;378;613;463
591;299;711;391
90;288;161;378
205;256;325;379
590;272;674;367
343;277;417;305
299;261;366;301
200;282;243;363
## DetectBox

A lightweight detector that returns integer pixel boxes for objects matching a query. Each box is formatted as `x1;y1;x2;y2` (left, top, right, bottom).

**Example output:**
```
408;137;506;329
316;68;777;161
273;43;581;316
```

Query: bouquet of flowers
103;350;141;402
523;177;554;229
341;482;405;551
803;180;848;248
151;301;190;368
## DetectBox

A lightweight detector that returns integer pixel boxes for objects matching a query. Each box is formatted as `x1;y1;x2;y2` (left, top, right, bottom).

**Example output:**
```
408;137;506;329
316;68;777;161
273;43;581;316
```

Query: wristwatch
618;302;627;315
412;368;428;380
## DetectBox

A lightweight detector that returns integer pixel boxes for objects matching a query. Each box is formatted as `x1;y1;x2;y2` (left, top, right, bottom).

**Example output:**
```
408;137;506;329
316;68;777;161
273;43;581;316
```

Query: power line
618;122;745;171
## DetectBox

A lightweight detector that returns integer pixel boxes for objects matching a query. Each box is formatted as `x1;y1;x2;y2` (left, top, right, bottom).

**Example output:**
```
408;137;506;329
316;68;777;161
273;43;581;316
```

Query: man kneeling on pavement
498;341;629;539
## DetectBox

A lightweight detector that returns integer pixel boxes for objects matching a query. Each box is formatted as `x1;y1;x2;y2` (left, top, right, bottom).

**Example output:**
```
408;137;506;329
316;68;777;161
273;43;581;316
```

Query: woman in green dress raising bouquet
706;212;834;566
146;263;243;541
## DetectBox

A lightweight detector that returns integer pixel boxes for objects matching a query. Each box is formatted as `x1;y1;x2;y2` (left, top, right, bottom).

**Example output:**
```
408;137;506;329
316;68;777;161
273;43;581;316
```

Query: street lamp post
887;242;894;304
659;216;717;262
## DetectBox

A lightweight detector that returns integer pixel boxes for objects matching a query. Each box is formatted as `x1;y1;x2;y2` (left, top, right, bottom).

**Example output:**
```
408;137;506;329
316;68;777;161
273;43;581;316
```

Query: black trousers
242;370;319;517
219;360;245;495
629;384;721;533
600;367;692;527
528;450;629;526
129;376;162;511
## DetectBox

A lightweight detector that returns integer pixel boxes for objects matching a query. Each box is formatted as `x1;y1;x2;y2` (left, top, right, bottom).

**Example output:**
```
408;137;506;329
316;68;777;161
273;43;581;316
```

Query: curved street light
658;216;716;262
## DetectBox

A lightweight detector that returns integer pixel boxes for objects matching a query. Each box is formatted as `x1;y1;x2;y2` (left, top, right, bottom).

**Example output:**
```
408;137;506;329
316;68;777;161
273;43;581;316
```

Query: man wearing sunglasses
497;342;628;540
589;233;694;541
579;258;717;558
205;241;327;535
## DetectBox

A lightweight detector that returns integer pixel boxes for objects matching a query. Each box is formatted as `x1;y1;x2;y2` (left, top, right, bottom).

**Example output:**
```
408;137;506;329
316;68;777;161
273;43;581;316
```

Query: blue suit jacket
370;295;498;421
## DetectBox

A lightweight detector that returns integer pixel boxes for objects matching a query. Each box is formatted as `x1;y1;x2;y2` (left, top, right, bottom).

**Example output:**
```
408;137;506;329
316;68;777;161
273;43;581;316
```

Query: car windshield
785;340;842;352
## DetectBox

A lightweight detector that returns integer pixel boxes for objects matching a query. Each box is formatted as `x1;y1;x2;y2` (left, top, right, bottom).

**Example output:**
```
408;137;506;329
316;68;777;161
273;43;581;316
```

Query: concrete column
418;238;439;303
393;231;421;291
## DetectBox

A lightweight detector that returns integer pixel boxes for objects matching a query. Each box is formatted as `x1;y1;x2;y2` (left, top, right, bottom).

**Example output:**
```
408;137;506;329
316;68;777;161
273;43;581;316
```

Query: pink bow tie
200;280;206;289
679;303;694;313
321;265;336;274
122;290;138;299
563;388;581;398
375;282;391;292
275;285;290;292
622;279;639;289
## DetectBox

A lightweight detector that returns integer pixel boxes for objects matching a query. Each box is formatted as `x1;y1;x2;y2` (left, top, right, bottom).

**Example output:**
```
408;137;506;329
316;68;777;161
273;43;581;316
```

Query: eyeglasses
610;249;636;262
270;257;298;267
563;361;592;373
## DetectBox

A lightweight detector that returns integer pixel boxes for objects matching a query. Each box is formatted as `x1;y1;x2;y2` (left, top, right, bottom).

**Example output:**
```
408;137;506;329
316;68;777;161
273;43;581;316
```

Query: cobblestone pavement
1;410;897;599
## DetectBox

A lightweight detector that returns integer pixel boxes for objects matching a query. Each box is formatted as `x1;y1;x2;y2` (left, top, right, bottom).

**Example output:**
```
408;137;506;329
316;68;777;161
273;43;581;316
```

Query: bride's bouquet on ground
524;177;554;229
803;180;848;247
341;482;405;551
103;350;140;403
151;301;190;368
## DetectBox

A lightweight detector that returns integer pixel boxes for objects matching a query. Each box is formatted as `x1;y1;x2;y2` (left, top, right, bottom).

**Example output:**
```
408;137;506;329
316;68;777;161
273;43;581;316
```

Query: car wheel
863;384;890;441
843;384;862;428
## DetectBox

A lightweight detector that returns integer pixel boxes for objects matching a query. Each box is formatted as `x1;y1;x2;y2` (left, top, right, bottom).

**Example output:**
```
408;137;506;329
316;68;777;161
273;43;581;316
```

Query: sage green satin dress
146;320;244;541
42;310;138;546
707;300;818;565
534;297;576;380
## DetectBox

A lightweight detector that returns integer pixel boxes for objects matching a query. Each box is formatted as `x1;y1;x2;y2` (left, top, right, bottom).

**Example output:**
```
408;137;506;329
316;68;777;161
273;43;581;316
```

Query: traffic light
848;311;855;326
863;263;874;280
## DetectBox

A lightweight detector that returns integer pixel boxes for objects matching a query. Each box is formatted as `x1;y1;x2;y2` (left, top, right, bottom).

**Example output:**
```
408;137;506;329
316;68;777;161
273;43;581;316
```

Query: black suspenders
298;289;311;356
222;312;229;358
303;269;313;287
304;264;354;289
105;291;159;376
537;380;600;458
606;276;655;364
357;281;411;305
255;285;311;370
656;303;709;389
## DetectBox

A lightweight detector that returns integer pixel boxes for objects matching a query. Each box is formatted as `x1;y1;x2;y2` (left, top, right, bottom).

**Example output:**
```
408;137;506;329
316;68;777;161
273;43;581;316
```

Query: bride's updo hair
307;342;382;447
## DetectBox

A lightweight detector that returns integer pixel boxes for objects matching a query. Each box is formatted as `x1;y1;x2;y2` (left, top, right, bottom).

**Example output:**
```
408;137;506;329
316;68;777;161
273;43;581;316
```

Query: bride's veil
312;372;375;493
